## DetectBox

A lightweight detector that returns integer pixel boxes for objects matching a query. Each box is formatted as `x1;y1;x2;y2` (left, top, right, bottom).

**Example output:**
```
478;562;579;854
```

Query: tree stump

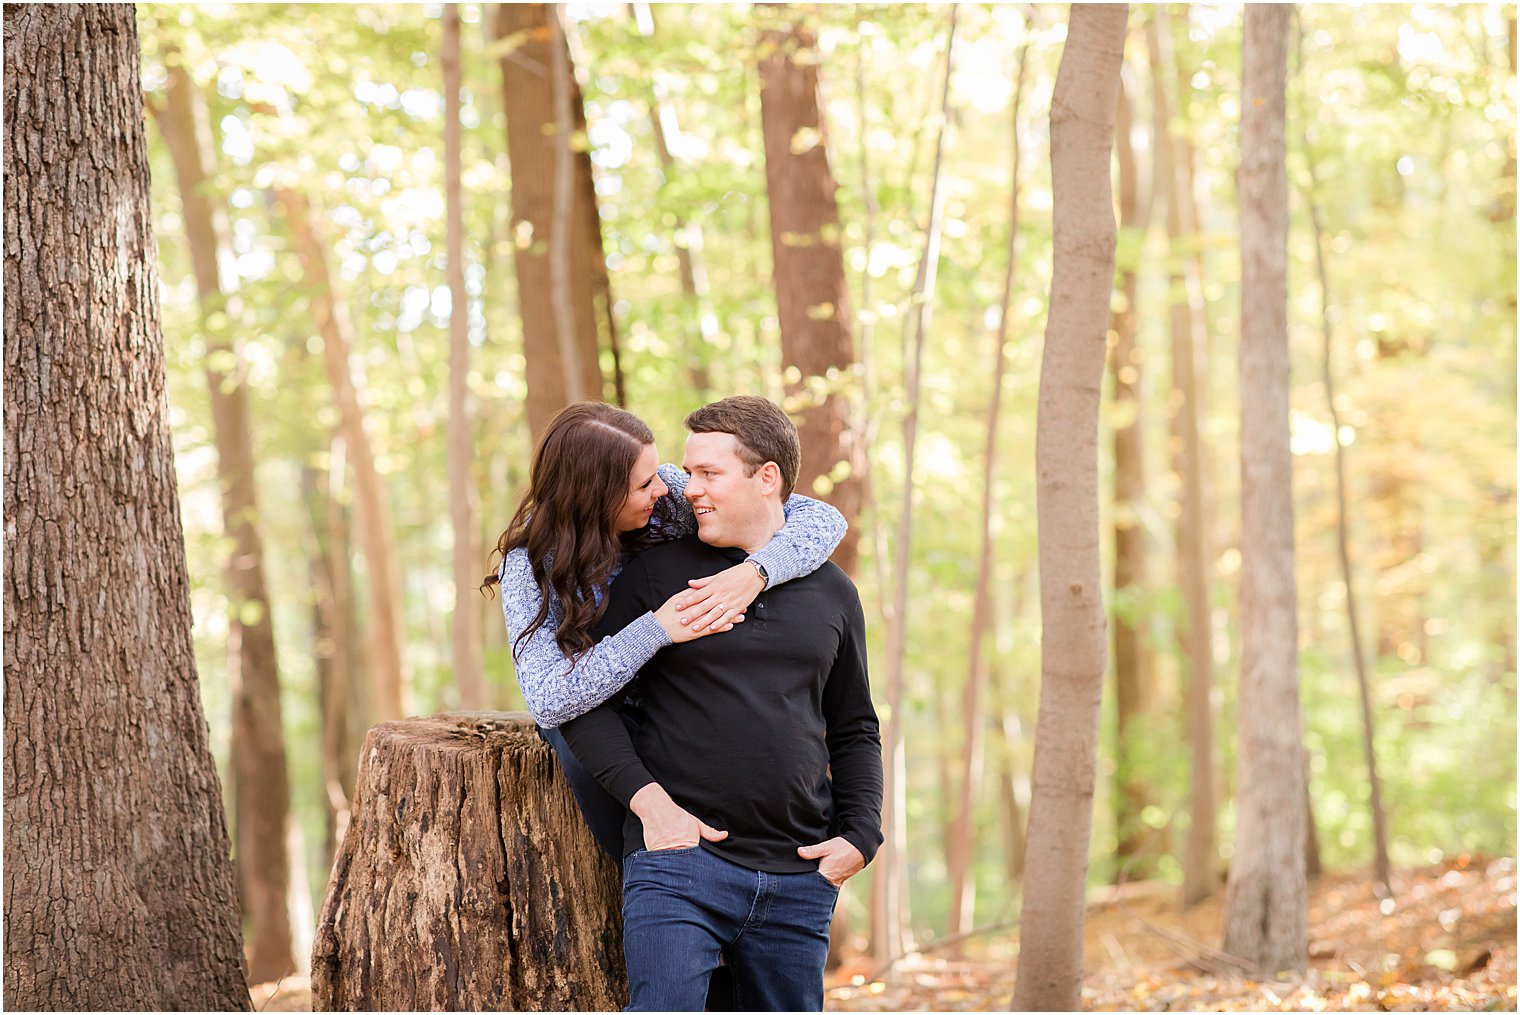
311;712;626;1011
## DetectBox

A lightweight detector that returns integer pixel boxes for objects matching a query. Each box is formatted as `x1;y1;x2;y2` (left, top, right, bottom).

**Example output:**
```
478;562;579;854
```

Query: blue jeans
621;846;839;1012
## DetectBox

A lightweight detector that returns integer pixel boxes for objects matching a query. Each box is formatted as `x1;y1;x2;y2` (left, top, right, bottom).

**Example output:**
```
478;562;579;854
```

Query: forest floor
825;856;1517;1012
251;856;1515;1012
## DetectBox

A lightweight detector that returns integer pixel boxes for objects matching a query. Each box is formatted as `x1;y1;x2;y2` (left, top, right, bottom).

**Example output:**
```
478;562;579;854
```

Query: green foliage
139;2;1514;941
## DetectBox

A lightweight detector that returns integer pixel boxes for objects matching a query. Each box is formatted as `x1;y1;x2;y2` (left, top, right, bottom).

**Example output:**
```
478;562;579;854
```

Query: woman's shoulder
500;545;532;577
498;545;550;596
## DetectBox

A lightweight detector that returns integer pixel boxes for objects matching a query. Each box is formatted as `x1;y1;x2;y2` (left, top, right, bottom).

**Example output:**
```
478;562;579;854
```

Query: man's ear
758;461;782;495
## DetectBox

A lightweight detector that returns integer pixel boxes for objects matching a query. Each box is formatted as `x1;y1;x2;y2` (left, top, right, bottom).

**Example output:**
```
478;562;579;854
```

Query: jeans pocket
812;870;841;892
644;844;701;856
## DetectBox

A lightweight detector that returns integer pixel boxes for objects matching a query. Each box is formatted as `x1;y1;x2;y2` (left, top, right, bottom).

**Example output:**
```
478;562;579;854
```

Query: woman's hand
654;589;744;643
630;783;728;851
673;562;766;634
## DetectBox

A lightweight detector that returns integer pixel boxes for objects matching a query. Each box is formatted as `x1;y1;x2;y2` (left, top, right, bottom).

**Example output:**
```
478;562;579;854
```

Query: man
561;395;883;1012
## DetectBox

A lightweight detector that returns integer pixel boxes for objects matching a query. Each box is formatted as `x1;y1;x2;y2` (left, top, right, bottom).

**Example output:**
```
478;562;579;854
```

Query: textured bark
875;5;959;968
1148;8;1220;907
3;6;249;1007
445;5;487;710
758;11;866;575
1109;59;1159;884
275;188;412;722
151;58;301;983
311;713;624;1011
496;3;611;437
948;28;1032;940
1012;5;1127;1010
1223;3;1308;976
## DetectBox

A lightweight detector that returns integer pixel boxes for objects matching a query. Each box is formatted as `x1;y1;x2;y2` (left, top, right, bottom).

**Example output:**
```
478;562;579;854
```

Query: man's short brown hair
685;395;801;500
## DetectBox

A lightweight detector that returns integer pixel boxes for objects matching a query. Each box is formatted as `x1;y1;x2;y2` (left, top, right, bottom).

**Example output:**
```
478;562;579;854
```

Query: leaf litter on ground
824;857;1516;1012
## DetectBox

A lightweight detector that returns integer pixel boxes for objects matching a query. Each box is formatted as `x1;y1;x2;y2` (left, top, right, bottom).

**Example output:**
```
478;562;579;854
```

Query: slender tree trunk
758;10;866;574
496;3;611;435
150;61;303;982
994;700;1029;884
851;42;894;956
1012;6;1127;1009
1149;8;1220;907
275;187;412;722
4;6;249;1006
445;4;487;710
1223;4;1308;976
948;27;1031;939
1170;5;1227;677
1295;17;1390;897
301;460;361;871
1109;55;1160;885
558;11;626;407
1304;747;1323;881
875;4;960;968
630;2;715;398
852;33;894;635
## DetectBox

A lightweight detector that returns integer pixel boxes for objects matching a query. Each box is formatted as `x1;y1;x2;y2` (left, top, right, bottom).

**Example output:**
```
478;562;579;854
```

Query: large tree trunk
758;9;866;575
1012;5;1127;1010
496;3;612;436
3;6;249;1007
150;58;303;983
1148;8;1220;906
874;5;960;968
445;4;487;710
1222;3;1308;976
947;26;1032;940
275;187;412;722
311;714;624;1011
1109;56;1160;885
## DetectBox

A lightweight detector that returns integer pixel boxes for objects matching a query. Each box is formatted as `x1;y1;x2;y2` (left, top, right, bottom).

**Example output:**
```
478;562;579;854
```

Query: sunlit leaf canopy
138;2;1514;932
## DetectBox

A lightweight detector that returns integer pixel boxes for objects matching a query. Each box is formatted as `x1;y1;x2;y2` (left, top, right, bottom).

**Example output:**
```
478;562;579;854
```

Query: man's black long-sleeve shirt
560;535;883;873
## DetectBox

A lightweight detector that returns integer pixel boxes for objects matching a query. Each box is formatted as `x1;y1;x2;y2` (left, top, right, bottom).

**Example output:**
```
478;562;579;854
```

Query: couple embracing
485;395;884;1012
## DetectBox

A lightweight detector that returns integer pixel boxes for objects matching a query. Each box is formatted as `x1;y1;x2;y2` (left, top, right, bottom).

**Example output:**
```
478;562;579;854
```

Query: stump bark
311;713;625;1011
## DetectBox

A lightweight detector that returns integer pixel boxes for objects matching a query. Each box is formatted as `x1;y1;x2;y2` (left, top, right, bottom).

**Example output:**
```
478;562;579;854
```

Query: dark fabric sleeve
820;584;885;864
560;556;660;806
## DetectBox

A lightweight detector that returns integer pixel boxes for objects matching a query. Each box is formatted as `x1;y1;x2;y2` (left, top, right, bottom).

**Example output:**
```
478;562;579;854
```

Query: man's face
682;431;776;548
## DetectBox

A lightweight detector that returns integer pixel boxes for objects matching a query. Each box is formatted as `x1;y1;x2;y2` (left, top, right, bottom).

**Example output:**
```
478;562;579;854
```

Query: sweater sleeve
654;462;847;586
559;555;661;804
821;585;885;865
499;547;671;729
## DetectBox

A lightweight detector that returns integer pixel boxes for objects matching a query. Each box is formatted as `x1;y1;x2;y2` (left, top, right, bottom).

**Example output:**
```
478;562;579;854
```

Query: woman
483;401;845;859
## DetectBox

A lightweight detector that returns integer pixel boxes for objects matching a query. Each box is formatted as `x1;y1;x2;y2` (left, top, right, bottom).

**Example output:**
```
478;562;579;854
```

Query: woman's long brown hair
482;402;656;662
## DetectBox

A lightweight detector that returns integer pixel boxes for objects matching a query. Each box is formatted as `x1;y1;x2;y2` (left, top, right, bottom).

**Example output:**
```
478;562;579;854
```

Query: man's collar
700;541;750;565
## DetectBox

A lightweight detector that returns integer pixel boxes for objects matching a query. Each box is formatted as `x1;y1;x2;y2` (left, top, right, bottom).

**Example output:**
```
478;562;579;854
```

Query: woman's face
613;443;667;534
